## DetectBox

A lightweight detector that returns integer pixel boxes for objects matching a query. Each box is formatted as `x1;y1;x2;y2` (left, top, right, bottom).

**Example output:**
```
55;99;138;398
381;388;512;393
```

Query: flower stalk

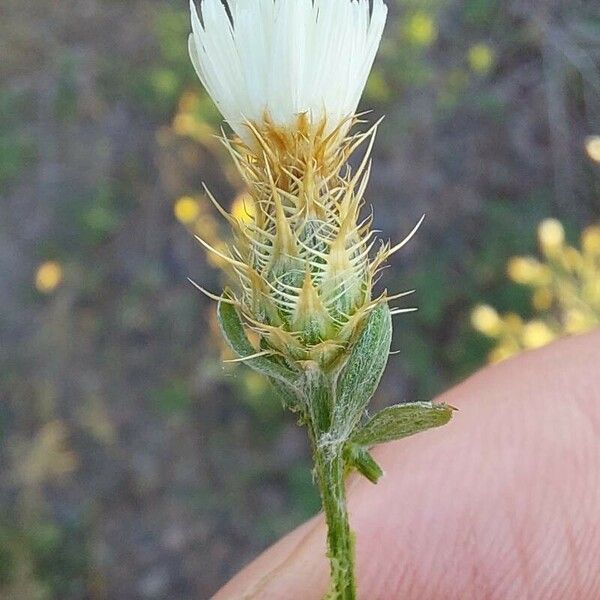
314;446;356;599
186;1;455;597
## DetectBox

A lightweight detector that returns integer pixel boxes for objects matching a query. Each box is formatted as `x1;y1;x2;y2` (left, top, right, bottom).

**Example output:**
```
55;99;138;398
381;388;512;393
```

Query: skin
214;329;600;600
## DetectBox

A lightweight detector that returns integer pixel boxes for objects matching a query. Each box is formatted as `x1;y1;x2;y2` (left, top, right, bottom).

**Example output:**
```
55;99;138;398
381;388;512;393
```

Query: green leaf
217;297;300;406
332;303;393;437
344;443;384;484
351;402;454;447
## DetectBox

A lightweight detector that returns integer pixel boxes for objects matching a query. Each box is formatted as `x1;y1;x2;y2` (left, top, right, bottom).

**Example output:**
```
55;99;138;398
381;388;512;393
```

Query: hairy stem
313;445;356;599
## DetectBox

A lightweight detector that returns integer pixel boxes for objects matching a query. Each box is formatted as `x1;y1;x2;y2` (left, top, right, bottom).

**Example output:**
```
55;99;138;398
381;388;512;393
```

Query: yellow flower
471;304;502;337
35;261;63;294
507;256;548;285
586;281;600;307
585;135;600;163
405;12;437;47
472;218;600;365
562;247;583;273
522;320;555;349
468;43;494;74
230;192;255;224
173;113;198;137
582;225;600;256
174;196;201;224
532;288;553;311
538;218;565;255
564;309;589;335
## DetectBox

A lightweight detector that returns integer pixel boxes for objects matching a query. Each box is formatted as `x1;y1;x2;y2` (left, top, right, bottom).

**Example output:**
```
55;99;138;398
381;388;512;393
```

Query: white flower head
189;0;387;142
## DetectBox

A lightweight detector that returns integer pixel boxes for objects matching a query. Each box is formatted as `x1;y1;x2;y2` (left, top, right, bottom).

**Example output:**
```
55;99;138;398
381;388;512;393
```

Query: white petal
188;0;387;139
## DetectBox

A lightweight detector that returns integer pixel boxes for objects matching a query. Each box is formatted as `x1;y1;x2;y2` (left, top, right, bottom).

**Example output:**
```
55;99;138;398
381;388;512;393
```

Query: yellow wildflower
468;43;494;74
174;196;201;224
538;218;565;255
522;321;555;349
585;136;600;163
35;261;63;294
471;304;502;337
405;12;437;47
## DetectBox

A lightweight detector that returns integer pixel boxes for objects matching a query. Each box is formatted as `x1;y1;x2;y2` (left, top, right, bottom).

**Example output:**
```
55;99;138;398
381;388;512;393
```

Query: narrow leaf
344;443;384;484
332;303;393;437
351;402;454;447
217;297;299;392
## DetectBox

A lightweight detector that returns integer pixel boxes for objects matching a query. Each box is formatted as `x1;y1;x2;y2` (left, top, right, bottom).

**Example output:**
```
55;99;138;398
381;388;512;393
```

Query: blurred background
1;0;599;597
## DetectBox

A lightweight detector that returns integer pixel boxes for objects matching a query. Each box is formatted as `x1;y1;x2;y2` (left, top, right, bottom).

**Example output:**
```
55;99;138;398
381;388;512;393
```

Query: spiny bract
197;114;419;370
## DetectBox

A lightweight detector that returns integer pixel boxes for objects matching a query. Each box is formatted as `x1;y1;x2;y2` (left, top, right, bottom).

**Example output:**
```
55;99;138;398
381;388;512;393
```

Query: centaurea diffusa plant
187;1;453;597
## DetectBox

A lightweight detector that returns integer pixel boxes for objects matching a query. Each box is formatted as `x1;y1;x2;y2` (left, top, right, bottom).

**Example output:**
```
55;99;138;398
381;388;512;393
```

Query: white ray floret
189;0;388;141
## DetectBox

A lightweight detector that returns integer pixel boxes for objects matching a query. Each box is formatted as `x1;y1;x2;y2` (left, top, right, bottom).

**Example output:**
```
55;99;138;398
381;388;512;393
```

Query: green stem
313;445;356;599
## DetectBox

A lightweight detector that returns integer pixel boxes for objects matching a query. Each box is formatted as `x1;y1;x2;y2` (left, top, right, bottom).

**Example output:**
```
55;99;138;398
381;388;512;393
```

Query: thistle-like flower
189;0;413;369
187;2;453;597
